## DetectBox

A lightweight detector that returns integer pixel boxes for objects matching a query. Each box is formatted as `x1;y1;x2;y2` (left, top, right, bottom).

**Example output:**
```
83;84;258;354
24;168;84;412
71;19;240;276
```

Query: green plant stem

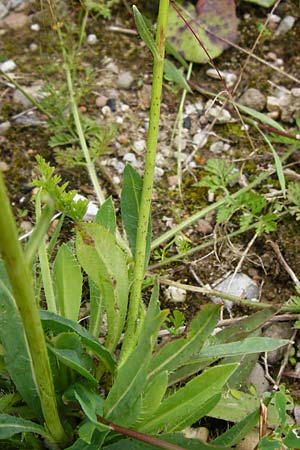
36;192;57;313
120;0;169;363
0;172;68;445
151;150;294;250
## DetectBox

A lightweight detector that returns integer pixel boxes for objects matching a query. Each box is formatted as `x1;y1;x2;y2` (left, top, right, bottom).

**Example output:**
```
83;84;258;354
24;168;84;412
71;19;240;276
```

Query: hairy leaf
0;414;49;440
94;197;116;236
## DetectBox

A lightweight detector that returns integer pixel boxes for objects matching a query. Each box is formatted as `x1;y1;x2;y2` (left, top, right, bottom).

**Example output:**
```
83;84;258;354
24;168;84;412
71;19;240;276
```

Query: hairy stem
0;172;68;445
120;0;169;362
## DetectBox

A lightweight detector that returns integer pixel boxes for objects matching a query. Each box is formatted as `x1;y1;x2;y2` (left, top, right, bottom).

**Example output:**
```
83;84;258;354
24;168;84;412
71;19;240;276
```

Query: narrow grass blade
164;59;192;92
54;243;83;322
40;310;116;373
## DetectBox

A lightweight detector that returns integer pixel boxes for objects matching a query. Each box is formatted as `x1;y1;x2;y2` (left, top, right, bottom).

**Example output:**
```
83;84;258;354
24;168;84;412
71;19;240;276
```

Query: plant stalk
0;172;68;446
120;0;169;362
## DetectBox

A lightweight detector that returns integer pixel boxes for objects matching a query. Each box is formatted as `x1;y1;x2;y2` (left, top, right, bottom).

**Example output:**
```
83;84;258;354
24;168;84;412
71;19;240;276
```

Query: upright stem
120;0;169;362
0;172;68;446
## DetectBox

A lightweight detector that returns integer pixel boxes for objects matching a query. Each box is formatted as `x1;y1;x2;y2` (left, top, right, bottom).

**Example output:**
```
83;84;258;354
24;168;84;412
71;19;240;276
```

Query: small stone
106;61;118;74
182;116;192;129
239;88;266;112
0;161;9;171
205;104;232;123
155;166;164;178
0;59;16;72
95;95;108;108
266;95;281;113
2;12;28;29
101;105;111;116
168;175;179;187
247;363;270;397
138;84;151;110
211;273;259;313
294;405;300;425
275;15;296;35
0;121;11;135
107;98;117;112
268;13;281;24
210;141;230;154
123;152;137;164
117;71;134;90
120;103;129;112
87;33;97;45
185;104;197;115
20;220;33;233
133;139;146;153
197;219;213;234
165;286;186;303
30;23;40;31
12;82;44;108
184;427;209;442
263;322;293;364
193;130;208;148
206;68;237;87
112;159;125;174
0;4;8;19
29;42;38;52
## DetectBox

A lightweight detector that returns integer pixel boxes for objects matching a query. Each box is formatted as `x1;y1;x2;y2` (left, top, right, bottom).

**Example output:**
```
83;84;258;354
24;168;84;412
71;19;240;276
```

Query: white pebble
123;152;137;164
193;130;208;148
87;34;97;45
29;43;38;52
30;23;40;31
0;59;16;73
133;139;146;153
165;286;186;303
275;15;296;35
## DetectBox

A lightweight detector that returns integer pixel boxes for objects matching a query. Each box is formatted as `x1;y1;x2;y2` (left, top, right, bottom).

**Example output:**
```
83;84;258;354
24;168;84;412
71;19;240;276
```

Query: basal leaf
89;279;104;339
135;371;168;426
0;265;43;421
0;414;49;440
139;363;237;433
94;197;116;236
197;337;290;359
54;243;83;322
167;0;237;63
76;223;129;352
121;164;151;265
104;283;167;427
40;310;116;373
48;333;97;384
212;409;259;447
148;304;220;379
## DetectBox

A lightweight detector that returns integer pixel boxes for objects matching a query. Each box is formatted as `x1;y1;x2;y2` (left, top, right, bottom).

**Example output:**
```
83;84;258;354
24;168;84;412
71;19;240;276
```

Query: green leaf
0;414;49;440
104;283;168;427
0;264;43;421
164;59;192;92
258;436;282;450
94;197;116;236
65;438;102;450
283;429;300;448
148;304;220;379
76;223;129;352
258;130;286;196
40;310;116;373
139;363;237;433
132;6;160;60
274;390;287;424
54;243;83;322
136;371;168;426
244;0;277;6
197;337;290;359
212;409;259;446
237;103;285;131
167;0;237;63
121;164;151;265
48;333;97;384
103;433;225;450
89;279;104;338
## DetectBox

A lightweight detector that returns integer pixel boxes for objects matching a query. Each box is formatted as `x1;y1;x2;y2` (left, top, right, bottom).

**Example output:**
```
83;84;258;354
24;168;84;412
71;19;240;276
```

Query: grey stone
87;33;97;45
117;71;134;90
0;161;9;171
12;82;44;108
193;130;208;148
205;104;232;123
0;4;9;19
211;273;259;313
0;121;11;135
123;152;137;164
210;140;230;154
239;88;266;112
165;286;186;303
0;59;16;72
263;322;293;364
247;363;270;397
1;11;28;29
29;42;38;52
133;139;145;153
275;15;296;35
206;68;237;88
